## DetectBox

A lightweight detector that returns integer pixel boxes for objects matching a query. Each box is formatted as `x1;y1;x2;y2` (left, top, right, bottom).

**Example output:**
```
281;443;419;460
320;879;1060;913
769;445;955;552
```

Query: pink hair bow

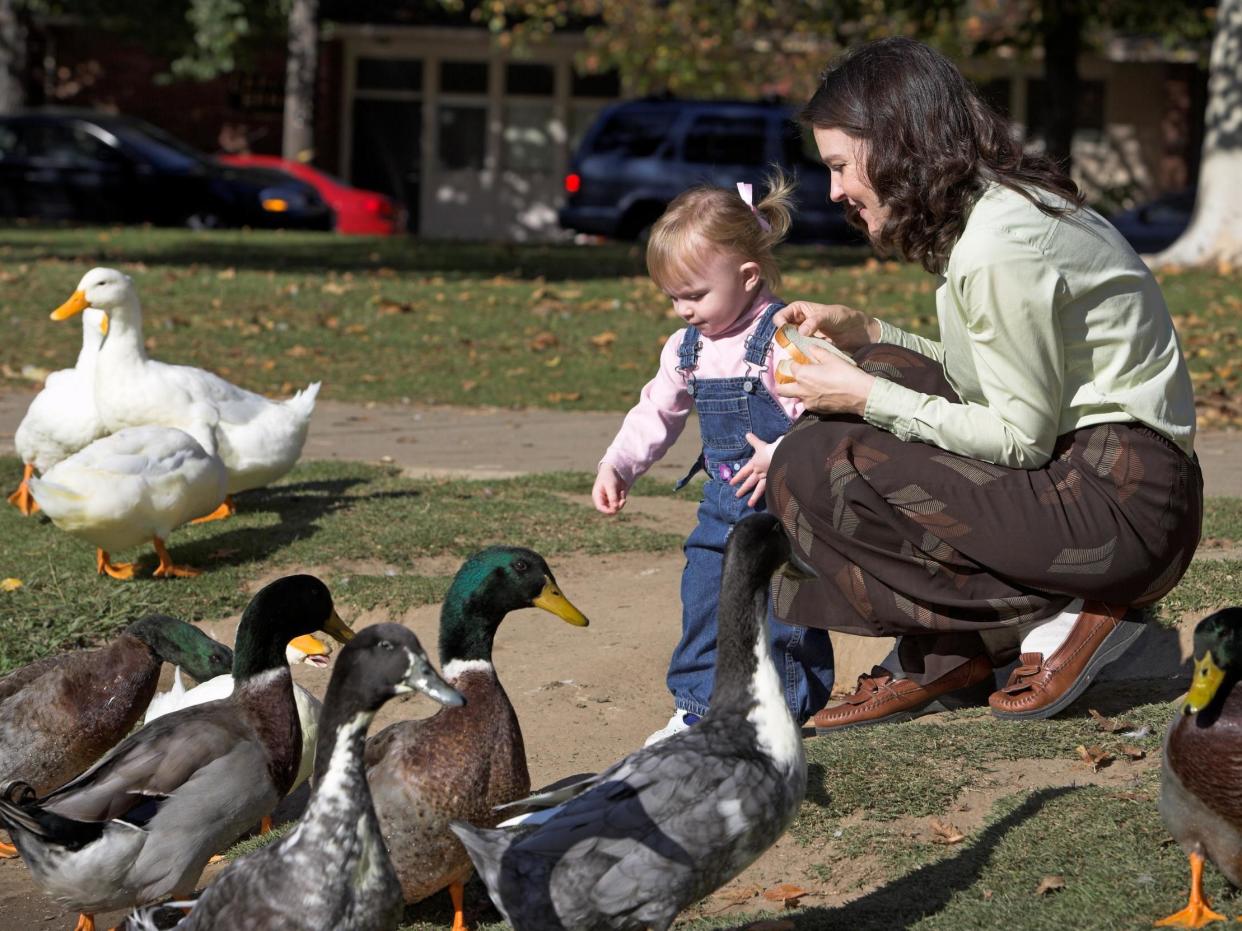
737;182;771;232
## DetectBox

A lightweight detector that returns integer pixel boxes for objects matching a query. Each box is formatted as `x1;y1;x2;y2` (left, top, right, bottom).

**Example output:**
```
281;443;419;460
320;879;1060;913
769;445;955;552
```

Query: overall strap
743;300;786;368
676;325;702;380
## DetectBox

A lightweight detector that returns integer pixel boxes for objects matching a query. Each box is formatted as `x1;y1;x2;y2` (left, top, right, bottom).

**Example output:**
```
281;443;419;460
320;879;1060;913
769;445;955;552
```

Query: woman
764;37;1202;731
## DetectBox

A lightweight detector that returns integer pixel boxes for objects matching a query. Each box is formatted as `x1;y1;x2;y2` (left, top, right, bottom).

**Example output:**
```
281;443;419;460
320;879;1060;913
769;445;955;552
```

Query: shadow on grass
779;785;1080;929
165;476;413;571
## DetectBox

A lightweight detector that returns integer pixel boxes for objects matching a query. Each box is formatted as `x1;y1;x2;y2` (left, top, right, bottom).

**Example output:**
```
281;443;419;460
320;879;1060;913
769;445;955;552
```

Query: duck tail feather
450;820;512;892
285;381;321;418
0;782;107;851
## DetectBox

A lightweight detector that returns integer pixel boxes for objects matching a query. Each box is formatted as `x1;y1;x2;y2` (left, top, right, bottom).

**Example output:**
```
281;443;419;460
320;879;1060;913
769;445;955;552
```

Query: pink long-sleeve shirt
601;297;805;488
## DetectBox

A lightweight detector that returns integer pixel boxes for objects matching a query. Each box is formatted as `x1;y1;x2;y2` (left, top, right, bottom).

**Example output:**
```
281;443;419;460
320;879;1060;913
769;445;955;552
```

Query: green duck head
439;546;588;666
232;575;355;682
125;614;234;683
1184;606;1242;715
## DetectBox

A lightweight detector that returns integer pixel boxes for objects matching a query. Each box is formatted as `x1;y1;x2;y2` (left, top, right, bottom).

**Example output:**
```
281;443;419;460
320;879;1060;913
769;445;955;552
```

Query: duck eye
378;640;394;651
513;559;529;573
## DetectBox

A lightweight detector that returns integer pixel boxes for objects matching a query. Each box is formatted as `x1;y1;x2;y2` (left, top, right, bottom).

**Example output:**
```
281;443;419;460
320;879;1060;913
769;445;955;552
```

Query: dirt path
0;389;1235;929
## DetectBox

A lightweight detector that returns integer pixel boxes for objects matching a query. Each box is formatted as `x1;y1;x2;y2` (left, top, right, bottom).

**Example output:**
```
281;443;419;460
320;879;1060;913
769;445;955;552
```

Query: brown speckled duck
0;614;233;856
365;547;589;931
0;575;355;931
1159;606;1242;928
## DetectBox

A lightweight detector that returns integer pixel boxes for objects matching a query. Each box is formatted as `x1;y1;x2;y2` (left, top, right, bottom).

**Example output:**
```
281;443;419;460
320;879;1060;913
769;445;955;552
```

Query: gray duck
365;546;589;931
451;511;810;931
0;613;232;858
126;623;465;931
0;574;355;931
1159;606;1242;927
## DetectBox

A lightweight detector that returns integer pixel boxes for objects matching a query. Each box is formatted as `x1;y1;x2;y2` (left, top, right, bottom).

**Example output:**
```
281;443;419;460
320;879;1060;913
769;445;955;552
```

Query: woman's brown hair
801;37;1084;274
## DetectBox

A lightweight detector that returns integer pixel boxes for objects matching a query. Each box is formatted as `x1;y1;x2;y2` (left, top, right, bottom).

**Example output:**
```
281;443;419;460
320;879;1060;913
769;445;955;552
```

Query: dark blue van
558;98;859;243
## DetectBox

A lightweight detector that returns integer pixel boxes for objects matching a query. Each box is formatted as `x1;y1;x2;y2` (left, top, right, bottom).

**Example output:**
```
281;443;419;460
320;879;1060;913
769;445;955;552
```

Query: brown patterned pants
767;343;1203;682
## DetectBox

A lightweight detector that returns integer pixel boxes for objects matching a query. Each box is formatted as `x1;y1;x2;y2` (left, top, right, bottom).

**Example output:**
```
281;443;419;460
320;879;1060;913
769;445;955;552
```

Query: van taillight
564;173;581;194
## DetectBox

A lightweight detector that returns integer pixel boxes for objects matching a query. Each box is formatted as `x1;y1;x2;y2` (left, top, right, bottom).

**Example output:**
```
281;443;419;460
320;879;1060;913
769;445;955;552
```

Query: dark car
0;110;334;231
1107;187;1195;255
558;98;860;243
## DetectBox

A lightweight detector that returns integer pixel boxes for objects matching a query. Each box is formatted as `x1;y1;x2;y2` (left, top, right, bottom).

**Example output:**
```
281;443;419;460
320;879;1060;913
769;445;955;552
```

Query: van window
683;115;766;165
588;110;674;157
781;120;822;168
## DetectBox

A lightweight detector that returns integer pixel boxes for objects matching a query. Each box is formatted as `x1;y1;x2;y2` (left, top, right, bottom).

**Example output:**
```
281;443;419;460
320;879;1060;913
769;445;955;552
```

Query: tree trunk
1150;0;1242;268
1040;0;1082;172
282;0;318;162
0;0;25;112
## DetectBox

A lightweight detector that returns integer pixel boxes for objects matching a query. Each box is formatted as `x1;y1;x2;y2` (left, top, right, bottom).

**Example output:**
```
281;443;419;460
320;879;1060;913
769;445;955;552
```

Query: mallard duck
29;425;228;579
144;634;333;790
0;574;354;931
50;267;320;521
8;306;109;515
125;623;465;931
1158;606;1242;927
451;512;810;931
365;547;589;931
0;614;232;858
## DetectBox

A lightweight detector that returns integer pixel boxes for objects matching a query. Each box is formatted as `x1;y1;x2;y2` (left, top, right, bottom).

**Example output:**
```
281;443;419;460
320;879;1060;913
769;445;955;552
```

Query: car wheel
619;203;666;242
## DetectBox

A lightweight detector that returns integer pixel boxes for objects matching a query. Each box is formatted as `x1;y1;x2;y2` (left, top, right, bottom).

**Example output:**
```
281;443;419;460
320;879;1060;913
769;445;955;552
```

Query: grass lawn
1;226;1238;426
2;227;1241;930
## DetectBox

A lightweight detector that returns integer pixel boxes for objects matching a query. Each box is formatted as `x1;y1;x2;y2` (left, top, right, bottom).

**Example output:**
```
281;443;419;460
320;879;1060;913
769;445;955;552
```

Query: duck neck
438;590;500;667
710;581;765;711
98;303;148;366
307;680;383;829
232;623;290;683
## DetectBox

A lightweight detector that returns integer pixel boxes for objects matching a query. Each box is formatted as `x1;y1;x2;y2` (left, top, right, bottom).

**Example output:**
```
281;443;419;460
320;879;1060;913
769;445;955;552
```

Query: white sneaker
643;709;701;747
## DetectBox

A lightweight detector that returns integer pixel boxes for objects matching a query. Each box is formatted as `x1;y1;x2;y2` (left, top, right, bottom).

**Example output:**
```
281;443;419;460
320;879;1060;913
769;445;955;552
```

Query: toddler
593;173;835;745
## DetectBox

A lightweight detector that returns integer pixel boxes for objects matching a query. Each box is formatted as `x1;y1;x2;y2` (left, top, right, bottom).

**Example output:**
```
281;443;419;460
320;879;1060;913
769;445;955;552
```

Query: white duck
50;267;321;521
8;307;109;515
144;634;333;791
29;425;228;579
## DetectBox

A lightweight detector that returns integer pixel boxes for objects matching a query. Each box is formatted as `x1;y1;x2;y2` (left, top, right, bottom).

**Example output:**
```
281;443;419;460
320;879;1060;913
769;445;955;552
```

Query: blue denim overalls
669;300;835;721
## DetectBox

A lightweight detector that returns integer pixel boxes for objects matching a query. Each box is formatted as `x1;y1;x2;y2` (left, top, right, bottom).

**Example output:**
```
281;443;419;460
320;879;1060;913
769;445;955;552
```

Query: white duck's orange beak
51;290;88;321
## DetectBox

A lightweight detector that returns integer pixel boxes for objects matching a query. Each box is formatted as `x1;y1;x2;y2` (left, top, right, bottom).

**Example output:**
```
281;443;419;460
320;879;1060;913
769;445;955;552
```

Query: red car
217;154;404;235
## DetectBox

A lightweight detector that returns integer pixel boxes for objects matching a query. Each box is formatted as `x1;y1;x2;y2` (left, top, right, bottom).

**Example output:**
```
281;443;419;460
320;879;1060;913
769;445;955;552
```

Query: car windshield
108;119;212;172
589;109;676;157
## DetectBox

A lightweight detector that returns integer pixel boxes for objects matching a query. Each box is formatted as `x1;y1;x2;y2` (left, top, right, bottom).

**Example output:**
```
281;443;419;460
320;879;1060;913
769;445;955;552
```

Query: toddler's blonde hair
647;168;796;293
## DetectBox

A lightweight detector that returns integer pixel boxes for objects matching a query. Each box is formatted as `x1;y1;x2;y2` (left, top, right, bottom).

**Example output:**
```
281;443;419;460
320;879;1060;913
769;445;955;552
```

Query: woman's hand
774;301;879;352
776;345;878;416
592;464;628;515
729;433;777;507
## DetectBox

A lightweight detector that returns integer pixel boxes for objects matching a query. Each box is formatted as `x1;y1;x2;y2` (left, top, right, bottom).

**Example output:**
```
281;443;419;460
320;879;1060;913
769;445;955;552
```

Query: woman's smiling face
813;126;890;239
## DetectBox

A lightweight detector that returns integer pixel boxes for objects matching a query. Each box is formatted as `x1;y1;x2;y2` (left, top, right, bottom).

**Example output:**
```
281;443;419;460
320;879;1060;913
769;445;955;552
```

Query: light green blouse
863;183;1197;469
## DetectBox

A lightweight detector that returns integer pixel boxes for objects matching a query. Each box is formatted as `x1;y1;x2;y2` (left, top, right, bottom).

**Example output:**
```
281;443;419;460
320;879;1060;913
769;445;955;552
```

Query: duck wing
41;701;255;824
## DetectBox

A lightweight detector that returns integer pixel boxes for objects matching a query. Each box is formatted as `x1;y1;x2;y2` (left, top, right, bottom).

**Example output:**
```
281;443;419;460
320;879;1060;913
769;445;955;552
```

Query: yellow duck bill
51;290;89;321
533;580;590;627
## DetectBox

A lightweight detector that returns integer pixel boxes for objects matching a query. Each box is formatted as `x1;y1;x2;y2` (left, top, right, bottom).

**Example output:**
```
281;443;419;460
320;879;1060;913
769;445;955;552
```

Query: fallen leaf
377;299;414;315
1;578;23;592
929;817;966;845
591;330;618;349
1035;875;1066;896
982;888;994;901
545;391;582;403
1119;744;1147;761
1075;744;1114;771
762;883;810;906
711;884;761;909
1088;709;1134;733
460;380;478;392
529;331;559;352
217;267;236;279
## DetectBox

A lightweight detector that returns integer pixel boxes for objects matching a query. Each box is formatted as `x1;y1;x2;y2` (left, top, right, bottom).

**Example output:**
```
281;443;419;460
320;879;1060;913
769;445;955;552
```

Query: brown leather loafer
812;653;994;734
988;602;1147;720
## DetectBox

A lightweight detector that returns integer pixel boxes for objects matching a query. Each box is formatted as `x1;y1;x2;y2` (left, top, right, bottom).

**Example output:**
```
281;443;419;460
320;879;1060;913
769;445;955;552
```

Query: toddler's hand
592;464;628;515
730;433;776;507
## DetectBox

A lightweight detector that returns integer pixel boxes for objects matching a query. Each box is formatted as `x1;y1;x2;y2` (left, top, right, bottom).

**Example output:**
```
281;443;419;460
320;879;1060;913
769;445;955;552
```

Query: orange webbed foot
152;538;200;579
1156;852;1228;927
0;840;17;858
450;879;468;931
96;550;136;580
190;495;235;524
7;464;39;515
